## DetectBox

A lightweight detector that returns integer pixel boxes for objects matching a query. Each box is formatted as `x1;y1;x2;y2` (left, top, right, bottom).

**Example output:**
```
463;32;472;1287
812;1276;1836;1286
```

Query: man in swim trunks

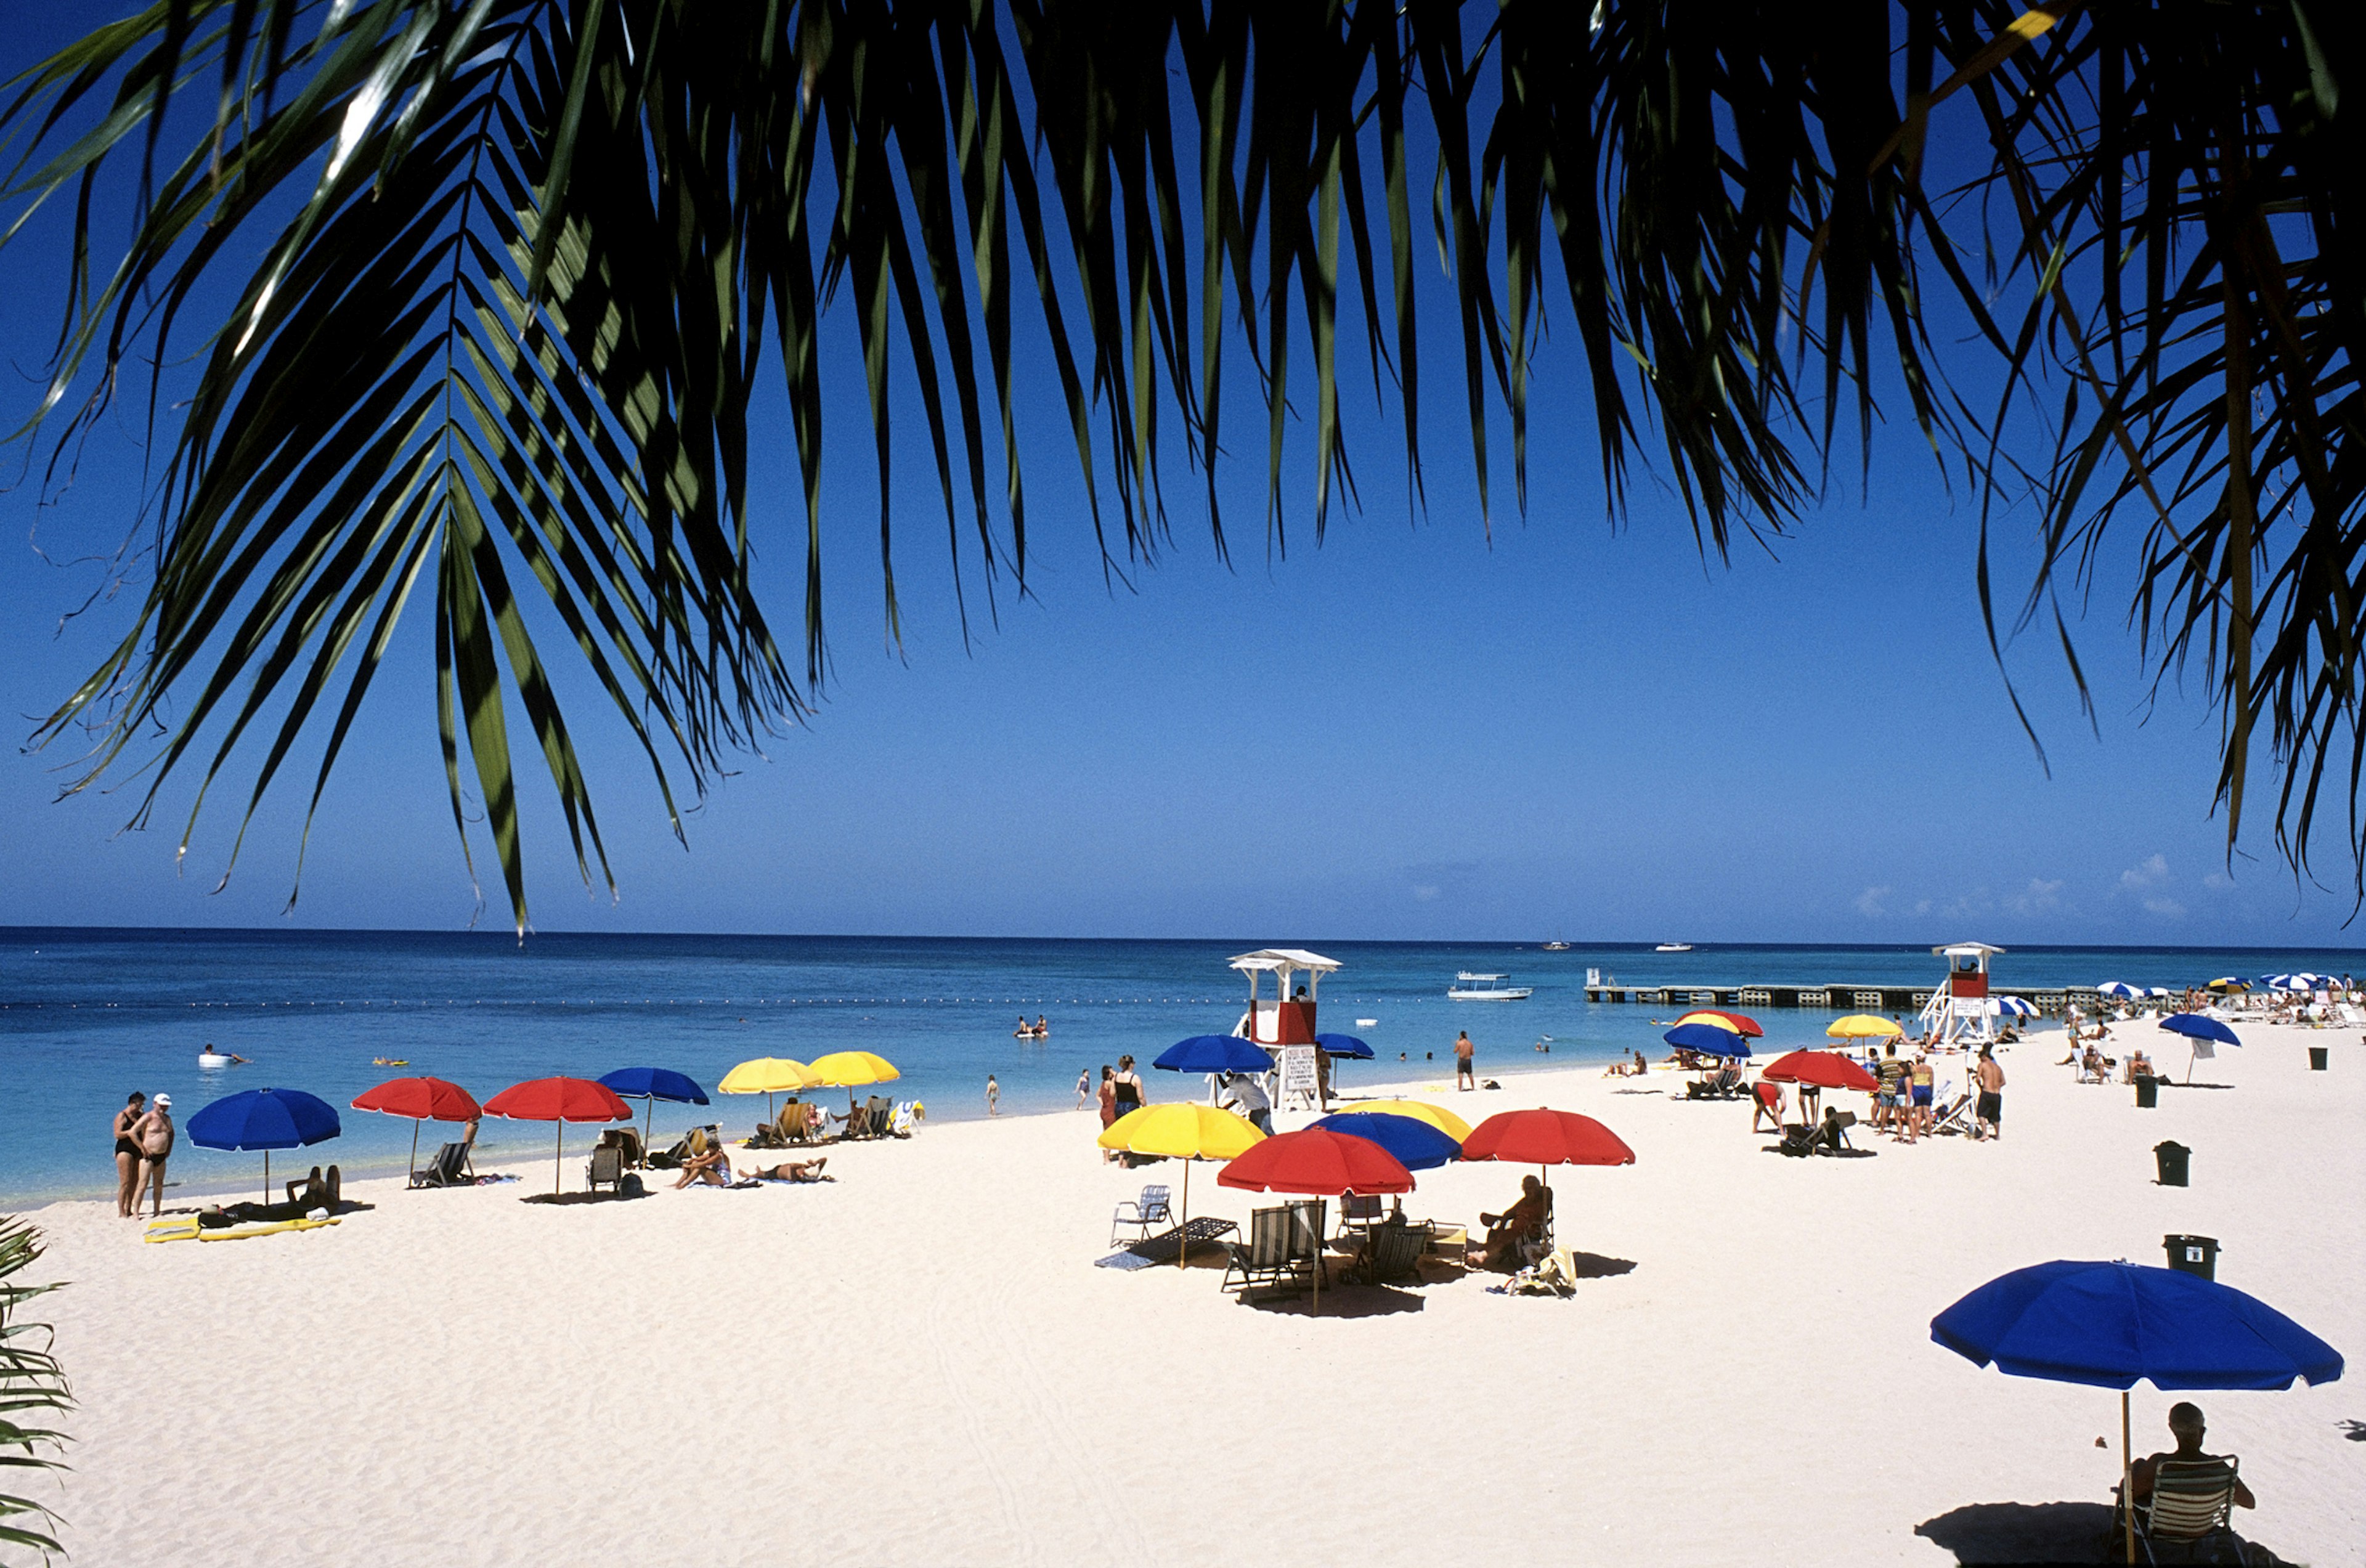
1974;1047;2005;1141
749;1157;831;1182
1454;1031;1476;1091
134;1094;175;1217
113;1091;147;1218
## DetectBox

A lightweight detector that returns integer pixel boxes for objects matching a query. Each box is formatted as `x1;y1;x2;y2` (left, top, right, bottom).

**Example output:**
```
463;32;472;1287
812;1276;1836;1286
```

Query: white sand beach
23;1020;2363;1566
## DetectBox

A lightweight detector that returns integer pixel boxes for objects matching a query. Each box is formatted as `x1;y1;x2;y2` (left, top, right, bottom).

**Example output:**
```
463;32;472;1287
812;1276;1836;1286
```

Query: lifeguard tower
1229;948;1340;1109
1919;941;2005;1048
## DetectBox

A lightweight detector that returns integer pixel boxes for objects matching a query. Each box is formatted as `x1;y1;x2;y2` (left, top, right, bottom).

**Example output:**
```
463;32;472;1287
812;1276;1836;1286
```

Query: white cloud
2142;895;2186;918
1855;885;1891;917
2120;853;2169;890
2203;871;2234;891
1412;884;1440;902
1913;898;1933;916
2010;877;2065;916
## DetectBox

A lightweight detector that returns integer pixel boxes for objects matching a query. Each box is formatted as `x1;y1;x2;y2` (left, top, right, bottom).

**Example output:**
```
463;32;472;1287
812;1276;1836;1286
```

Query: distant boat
1448;971;1535;1001
1654;942;1694;953
1356;1017;1378;1028
1540;939;1571;951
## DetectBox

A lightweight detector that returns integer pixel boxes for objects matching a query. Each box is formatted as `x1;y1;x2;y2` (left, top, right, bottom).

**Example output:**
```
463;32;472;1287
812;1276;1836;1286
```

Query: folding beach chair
586;1144;625;1194
1111;1184;1172;1246
409;1142;473;1188
1356;1221;1434;1285
2132;1457;2249;1565
1336;1193;1386;1237
1221;1207;1301;1299
1929;1094;1977;1137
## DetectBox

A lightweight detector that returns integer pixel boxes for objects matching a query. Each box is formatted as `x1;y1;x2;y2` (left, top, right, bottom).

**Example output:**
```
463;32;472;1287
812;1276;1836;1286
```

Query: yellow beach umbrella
1352;1099;1475;1141
1097;1103;1265;1270
1826;1014;1903;1040
718;1057;818;1120
805;1050;901;1120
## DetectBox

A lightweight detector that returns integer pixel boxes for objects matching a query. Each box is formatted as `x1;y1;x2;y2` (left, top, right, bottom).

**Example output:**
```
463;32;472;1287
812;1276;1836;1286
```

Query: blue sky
0;12;2352;947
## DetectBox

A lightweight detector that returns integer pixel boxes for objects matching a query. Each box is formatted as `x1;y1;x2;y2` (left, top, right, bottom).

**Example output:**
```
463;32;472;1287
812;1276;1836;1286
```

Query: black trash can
2309;1046;2329;1071
2135;1074;2159;1108
2164;1233;2220;1280
2154;1140;2191;1187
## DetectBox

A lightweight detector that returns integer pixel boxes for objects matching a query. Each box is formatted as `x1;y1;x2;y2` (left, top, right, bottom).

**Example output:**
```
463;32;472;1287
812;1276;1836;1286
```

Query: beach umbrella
484;1077;634;1195
1674;1009;1763;1037
1310;1111;1462;1171
1826;1014;1903;1040
1460;1108;1636;1184
1219;1127;1415;1314
1312;1033;1375;1059
1353;1099;1475;1141
1152;1035;1275;1073
718;1057;819;1120
1931;1259;2343;1562
2146;987;2175;1000
1996;996;2038;1018
2205;977;2247;993
598;1067;710;1150
1664;1022;1750;1057
1097;1103;1264;1272
188;1087;343;1201
2096;981;2142;1000
1757;1050;1879;1092
2158;1013;2242;1083
350;1076;481;1180
805;1050;901;1117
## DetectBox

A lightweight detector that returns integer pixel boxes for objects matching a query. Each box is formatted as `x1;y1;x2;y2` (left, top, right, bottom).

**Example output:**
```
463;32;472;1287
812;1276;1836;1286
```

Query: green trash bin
2154;1140;2191;1187
2135;1074;2159;1108
2309;1046;2328;1071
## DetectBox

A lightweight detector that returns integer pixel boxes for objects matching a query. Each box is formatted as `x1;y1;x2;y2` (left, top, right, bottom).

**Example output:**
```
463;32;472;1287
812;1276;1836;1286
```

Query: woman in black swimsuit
113;1091;146;1219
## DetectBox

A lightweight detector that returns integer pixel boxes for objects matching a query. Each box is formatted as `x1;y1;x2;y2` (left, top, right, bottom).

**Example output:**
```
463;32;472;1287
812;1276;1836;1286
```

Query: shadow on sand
1241;1285;1425;1319
1914;1501;2115;1564
521;1188;649;1206
1562;1251;1637;1280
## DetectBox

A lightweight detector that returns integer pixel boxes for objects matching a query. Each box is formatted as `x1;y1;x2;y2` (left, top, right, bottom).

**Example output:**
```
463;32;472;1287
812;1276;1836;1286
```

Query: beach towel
145;1214;339;1244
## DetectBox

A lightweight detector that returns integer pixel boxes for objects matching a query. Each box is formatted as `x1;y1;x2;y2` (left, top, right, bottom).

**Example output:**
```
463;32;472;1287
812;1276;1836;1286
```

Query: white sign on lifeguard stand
1920;941;2006;1047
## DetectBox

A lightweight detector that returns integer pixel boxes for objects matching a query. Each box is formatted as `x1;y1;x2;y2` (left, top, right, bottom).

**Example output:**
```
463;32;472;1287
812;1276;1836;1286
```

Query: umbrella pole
408;1121;420;1182
2121;1389;2135;1564
262;1148;270;1203
1179;1161;1190;1272
644;1098;653;1155
554;1119;563;1196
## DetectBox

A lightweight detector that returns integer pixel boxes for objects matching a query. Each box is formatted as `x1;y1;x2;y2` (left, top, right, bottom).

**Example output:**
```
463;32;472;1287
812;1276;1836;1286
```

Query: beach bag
620;1173;646;1198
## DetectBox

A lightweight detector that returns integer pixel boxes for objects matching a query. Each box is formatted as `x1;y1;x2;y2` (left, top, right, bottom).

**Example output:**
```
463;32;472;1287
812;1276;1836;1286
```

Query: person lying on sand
673;1145;732;1188
1470;1176;1551;1272
748;1158;831;1183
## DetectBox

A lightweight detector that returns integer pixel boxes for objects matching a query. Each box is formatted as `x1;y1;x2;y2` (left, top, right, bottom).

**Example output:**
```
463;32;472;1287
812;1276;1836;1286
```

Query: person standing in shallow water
985;1076;1000;1116
112;1091;146;1218
1454;1031;1476;1091
1074;1068;1090;1109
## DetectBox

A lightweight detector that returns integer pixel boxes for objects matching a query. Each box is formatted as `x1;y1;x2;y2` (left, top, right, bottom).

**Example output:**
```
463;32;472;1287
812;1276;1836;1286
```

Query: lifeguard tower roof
1932;941;2006;958
1229;949;1342;974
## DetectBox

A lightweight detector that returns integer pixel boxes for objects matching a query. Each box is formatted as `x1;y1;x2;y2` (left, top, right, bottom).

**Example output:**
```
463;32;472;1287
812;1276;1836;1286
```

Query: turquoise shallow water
4;928;2357;1203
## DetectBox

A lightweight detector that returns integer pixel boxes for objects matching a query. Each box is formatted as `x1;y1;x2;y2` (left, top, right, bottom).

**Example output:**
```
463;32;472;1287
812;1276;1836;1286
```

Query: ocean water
4;928;2358;1204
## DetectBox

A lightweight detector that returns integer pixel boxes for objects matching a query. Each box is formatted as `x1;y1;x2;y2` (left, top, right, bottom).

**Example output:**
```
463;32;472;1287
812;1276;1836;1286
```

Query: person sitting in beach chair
2120;1402;2254;1561
2079;1045;2115;1084
747;1156;831;1183
1470;1176;1552;1272
2123;1048;2155;1086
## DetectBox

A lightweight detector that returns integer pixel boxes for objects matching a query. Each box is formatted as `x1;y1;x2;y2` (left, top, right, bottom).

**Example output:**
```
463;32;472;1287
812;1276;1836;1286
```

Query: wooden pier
1583;981;2091;1014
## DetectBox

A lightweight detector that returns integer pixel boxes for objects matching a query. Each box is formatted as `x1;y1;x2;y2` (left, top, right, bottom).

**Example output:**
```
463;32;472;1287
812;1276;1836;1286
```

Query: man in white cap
135;1094;175;1217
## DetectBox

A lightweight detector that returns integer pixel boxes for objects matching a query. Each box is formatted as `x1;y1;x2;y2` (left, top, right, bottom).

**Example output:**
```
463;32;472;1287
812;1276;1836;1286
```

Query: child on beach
1075;1068;1089;1108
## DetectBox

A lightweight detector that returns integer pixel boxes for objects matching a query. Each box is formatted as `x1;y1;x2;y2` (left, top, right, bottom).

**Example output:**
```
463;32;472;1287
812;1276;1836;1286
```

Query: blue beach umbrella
187;1087;343;1202
1996;996;2038;1018
1310;1111;1461;1171
1664;1022;1750;1058
1152;1035;1275;1073
2158;1012;2242;1083
599;1066;711;1148
1314;1033;1375;1060
1932;1258;2341;1562
2096;981;2142;1000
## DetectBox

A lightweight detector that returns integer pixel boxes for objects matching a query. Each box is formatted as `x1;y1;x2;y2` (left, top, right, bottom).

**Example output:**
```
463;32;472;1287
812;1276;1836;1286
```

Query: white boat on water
1654;942;1694;953
1448;971;1534;1001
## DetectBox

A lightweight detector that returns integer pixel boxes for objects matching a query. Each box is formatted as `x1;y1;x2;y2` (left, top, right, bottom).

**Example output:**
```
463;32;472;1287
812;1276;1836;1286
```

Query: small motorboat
1447;972;1534;1001
1654;942;1694;953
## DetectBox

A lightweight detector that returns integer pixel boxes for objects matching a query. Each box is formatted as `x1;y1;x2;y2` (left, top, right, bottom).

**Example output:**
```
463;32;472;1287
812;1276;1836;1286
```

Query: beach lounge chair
1356;1220;1434;1285
1221;1206;1303;1299
410;1141;473;1188
586;1144;625;1194
1929;1093;1977;1137
1285;1199;1329;1286
2132;1457;2250;1564
868;1097;893;1138
1110;1184;1173;1246
1337;1193;1386;1236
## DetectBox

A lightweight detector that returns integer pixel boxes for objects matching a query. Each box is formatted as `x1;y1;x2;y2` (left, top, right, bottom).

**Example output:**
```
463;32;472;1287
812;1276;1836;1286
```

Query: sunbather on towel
673;1145;731;1188
748;1157;831;1183
1470;1176;1551;1272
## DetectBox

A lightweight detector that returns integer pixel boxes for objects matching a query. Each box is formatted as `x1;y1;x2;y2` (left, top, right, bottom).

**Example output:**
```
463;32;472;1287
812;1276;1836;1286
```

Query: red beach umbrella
484;1077;634;1195
351;1076;482;1180
1460;1108;1636;1173
1675;1009;1764;1038
1219;1127;1415;1315
1758;1050;1879;1092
